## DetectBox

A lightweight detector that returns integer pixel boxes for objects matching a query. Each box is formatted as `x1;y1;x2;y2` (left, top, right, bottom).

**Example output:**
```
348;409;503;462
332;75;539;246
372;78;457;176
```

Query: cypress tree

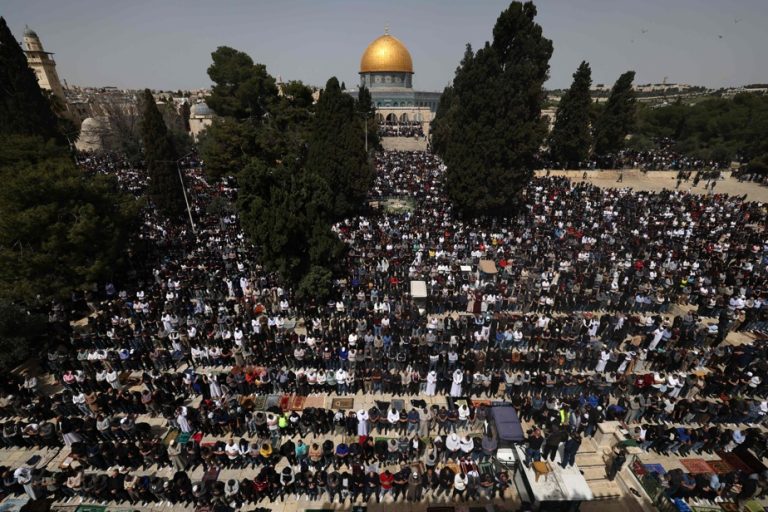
305;77;372;220
435;2;553;218
593;70;637;156
0;17;62;142
139;89;186;218
548;61;593;168
356;85;380;151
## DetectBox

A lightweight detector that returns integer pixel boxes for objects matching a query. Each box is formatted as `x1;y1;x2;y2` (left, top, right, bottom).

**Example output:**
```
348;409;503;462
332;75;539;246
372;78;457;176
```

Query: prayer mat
177;432;191;445
392;398;405;411
191;432;203;444
447;396;471;409
732;447;768;473
631;460;647;477
706;459;733;475
252;395;267;411
375;400;390;411
303;395;326;409
238;396;255;409
643;463;667;476
331;397;354;410
471;399;492;408
716;451;753;474
290;395;307;411
76;506;107;512
202;467;219;482
742;500;764;512
279;394;291;411
680;459;712;474
162;429;179;447
265;394;280;409
411;399;427;409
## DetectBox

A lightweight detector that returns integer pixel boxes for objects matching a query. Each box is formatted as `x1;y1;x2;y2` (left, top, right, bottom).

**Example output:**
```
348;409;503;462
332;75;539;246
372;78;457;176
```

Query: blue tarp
491;405;525;443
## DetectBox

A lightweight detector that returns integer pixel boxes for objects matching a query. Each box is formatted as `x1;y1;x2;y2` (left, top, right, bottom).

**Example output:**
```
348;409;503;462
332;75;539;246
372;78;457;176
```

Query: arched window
399;113;409;123
386;113;398;124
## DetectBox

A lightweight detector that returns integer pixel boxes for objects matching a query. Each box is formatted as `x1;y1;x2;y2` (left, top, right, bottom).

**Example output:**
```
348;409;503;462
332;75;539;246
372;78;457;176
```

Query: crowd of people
1;148;767;509
543;138;731;172
378;121;425;138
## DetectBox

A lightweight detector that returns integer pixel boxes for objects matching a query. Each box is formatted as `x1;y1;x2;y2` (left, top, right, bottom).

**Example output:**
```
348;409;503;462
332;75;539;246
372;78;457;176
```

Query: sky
4;0;767;92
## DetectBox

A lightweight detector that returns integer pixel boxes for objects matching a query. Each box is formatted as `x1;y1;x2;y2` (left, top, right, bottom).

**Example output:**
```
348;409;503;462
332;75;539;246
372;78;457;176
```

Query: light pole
157;152;196;234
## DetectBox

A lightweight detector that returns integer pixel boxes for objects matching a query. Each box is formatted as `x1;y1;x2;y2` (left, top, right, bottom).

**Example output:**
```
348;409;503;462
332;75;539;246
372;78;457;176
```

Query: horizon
4;0;767;92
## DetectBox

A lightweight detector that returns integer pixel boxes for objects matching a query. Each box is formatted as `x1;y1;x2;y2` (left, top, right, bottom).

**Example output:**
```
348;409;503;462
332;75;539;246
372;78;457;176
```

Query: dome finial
384;24;389;35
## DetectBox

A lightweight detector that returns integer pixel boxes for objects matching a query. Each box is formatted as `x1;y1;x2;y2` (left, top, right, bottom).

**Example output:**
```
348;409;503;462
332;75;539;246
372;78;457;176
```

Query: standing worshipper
426;370;437;396
176;407;192;433
357;409;369;438
168;440;187;471
560;432;582;468
450;369;463;397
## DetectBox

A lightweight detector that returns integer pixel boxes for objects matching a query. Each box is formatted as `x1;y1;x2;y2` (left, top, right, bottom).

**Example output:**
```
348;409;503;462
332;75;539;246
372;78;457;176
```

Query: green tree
0;17;62;142
0;143;137;301
180;101;191;132
548;61;593;167
305;77;373;220
0;301;46;371
199;119;257;180
430;84;457;156
356;85;381;151
139;89;186;217
434;2;553;217
634;92;768;165
206;46;278;120
237;160;343;296
593;71;636;156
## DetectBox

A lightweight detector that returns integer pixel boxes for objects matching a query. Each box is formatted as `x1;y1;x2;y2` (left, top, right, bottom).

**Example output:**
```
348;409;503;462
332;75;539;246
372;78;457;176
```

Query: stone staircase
575;437;624;500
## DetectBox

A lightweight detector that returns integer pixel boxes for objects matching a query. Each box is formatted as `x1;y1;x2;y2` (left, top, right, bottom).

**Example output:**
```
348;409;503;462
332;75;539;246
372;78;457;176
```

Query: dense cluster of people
1;148;767;510
543;138;730;172
378;121;424;138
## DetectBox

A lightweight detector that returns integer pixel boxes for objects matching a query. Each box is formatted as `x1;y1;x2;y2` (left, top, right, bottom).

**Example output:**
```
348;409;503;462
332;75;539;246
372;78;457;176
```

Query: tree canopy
548;61;593;167
593;71;636;156
356;85;381;151
206;46;278;120
635;93;768;166
139;89;186;218
201;48;373;298
432;1;553;218
305;77;373;220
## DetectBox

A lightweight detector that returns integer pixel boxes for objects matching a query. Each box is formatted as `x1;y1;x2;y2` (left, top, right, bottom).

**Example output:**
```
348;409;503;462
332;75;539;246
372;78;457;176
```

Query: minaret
23;27;65;99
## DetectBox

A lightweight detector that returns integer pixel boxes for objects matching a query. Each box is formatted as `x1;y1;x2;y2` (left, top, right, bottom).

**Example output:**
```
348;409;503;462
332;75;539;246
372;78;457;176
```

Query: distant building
189;100;215;141
23;27;65;100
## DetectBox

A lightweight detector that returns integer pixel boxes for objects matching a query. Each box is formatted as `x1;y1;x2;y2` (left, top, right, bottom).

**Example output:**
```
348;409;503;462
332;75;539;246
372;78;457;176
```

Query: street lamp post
176;157;196;235
156;152;196;235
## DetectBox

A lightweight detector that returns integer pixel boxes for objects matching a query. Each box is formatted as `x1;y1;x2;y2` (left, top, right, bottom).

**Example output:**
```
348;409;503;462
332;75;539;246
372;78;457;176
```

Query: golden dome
360;34;413;73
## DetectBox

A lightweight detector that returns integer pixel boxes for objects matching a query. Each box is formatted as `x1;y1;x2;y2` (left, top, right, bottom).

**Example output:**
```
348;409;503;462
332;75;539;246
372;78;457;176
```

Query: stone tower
23;27;65;99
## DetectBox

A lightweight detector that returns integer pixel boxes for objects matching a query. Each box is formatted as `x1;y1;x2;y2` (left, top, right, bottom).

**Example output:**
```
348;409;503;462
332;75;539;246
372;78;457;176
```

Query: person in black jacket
542;424;567;461
437;465;454;498
365;470;380;502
